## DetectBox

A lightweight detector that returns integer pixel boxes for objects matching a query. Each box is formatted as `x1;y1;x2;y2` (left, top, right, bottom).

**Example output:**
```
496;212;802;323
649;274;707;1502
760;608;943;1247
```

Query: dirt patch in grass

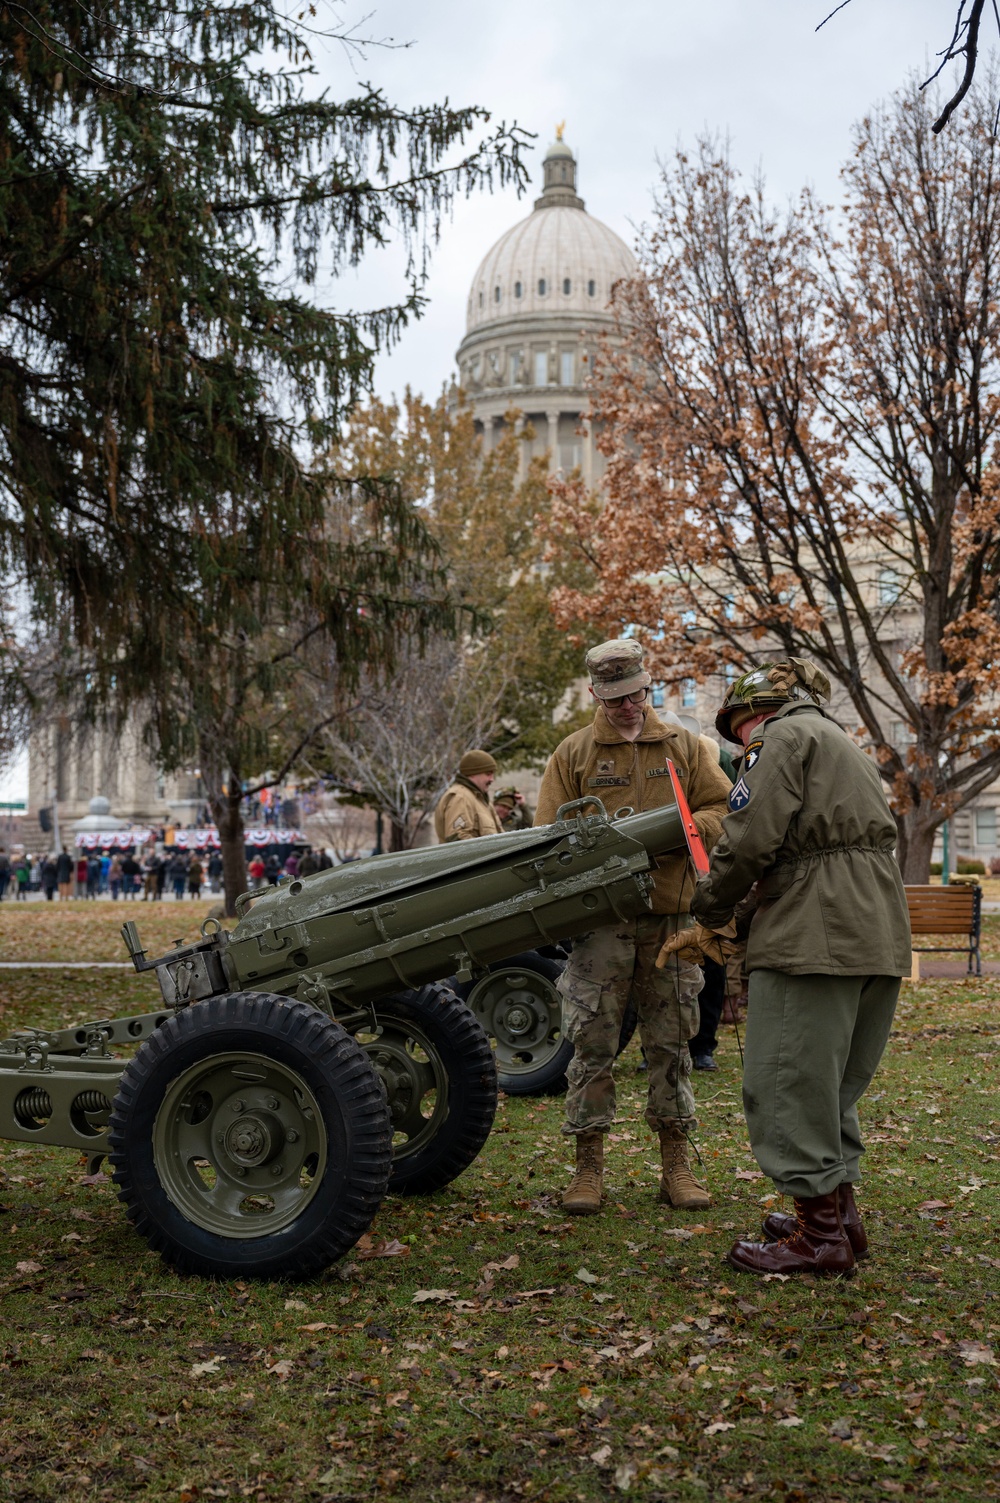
0;906;997;1501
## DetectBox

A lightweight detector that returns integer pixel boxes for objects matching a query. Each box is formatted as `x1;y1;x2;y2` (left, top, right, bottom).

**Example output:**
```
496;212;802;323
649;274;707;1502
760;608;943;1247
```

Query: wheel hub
500;1000;535;1036
224;1112;282;1167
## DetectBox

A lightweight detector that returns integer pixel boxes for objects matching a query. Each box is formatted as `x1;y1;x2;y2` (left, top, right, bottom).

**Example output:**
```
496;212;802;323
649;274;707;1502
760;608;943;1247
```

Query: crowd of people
0;845;229;900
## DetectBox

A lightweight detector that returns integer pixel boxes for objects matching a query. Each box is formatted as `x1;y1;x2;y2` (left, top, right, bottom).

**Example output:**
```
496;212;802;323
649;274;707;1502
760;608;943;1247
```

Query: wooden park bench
904;883;982;977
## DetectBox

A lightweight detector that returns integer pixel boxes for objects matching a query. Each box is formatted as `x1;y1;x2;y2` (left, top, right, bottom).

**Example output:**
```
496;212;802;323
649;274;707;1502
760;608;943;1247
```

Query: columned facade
454;132;635;478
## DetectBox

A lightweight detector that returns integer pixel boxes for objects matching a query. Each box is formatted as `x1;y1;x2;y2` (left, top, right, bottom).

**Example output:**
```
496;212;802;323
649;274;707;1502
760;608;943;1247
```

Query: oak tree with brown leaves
551;82;1000;881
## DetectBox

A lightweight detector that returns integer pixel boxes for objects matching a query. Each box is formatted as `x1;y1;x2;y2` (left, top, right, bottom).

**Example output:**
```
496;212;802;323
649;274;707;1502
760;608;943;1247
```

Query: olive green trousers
742;969;900;1198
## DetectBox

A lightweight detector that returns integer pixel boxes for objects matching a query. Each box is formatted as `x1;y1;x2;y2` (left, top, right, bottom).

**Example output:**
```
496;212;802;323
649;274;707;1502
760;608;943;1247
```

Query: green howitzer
0;798;684;1278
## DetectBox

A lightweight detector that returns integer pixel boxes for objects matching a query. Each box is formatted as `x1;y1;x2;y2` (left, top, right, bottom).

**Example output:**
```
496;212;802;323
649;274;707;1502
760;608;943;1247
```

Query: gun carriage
0;799;684;1277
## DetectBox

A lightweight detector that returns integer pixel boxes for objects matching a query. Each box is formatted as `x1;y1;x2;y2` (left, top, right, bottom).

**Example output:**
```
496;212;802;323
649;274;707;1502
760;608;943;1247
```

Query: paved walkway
913;957;1000;978
0;961;131;969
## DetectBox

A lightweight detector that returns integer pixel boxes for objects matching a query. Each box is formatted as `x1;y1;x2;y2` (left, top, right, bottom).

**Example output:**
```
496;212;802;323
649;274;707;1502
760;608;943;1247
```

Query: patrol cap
585;638;651;700
493;785;517;804
715;658;831;743
458;749;497;777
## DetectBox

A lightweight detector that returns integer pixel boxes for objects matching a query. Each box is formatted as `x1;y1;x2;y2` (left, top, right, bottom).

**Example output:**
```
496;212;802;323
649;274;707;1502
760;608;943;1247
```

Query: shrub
930;862;942;876
957;858;986;875
990;857;1000;876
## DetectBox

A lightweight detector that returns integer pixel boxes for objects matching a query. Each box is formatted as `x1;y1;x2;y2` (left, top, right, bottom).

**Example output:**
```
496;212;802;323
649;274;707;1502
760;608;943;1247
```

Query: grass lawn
0;905;997;1502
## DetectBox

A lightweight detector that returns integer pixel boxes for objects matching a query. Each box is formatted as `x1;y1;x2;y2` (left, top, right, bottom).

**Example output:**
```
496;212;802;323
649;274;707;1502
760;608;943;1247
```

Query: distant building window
563;277;571;295
514;280;522;299
538;277;547;296
681;679;697;708
976;807;997;846
559;441;582;470
478;290;484;308
534;350;549;386
494;285;501;303
560;351;575;385
890;720;914;747
510;350;521;382
651;684;666;708
587;279;596;296
878;566;901;606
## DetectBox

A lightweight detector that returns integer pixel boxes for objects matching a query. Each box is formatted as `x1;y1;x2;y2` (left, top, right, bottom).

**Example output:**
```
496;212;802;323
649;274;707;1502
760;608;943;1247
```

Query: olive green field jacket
690;703;911;976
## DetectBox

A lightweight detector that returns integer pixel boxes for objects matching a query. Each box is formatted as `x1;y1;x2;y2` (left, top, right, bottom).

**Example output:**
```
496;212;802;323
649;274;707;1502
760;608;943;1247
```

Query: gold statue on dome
555;121;566;141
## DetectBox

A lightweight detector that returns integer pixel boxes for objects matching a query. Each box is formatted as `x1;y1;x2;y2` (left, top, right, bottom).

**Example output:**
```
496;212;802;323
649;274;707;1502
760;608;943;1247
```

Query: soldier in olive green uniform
660;660;911;1276
434;751;504;843
534;640;732;1215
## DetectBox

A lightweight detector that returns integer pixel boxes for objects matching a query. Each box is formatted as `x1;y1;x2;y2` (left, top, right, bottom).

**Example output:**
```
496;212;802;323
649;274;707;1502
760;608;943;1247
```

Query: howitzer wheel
107;994;392;1279
466;955;640;1098
355;984;497;1196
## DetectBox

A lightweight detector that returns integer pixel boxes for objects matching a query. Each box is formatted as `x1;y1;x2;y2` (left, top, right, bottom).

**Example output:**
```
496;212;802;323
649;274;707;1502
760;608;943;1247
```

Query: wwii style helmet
716;658;831;743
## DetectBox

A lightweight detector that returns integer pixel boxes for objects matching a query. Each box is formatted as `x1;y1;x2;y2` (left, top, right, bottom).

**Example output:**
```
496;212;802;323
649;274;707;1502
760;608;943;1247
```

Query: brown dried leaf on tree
550;81;1000;879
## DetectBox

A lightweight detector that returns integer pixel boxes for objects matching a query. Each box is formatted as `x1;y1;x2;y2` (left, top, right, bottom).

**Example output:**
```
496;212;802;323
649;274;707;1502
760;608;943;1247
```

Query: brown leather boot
728;1190;855;1276
761;1182;868;1260
563;1131;604;1215
658;1125;712;1210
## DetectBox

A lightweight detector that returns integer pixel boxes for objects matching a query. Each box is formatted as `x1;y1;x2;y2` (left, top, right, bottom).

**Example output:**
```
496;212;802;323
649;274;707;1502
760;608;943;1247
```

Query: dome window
538;277;547;296
514;280;522;299
587;279;596;297
494;285;501;303
479;290;484;308
563;277;571;295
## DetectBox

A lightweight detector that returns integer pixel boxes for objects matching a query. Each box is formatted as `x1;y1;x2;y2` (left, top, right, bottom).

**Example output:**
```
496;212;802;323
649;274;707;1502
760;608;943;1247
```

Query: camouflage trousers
558;913;704;1136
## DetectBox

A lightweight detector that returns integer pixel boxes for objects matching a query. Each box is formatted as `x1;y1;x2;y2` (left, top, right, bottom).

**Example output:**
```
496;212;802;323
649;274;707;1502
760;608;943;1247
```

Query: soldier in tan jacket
433;751;504;843
534;639;732;1216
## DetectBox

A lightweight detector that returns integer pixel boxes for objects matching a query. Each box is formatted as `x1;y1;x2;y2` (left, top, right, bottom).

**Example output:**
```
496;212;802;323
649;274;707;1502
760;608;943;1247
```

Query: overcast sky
0;0;969;802
322;0;958;402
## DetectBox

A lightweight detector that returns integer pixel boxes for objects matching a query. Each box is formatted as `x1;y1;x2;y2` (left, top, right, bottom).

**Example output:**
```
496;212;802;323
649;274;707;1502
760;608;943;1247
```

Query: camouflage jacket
533;706;732;914
690;703;911;975
433;776;504;843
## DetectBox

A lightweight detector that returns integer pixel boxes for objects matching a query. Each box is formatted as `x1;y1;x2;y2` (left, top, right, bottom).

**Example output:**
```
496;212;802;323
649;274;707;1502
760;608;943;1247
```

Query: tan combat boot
658;1125;712;1210
563;1131;605;1215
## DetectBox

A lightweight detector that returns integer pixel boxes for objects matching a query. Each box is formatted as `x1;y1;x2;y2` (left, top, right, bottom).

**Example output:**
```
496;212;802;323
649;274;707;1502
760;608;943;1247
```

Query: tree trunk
389;814;409;852
204;780;248;919
895;812;939;884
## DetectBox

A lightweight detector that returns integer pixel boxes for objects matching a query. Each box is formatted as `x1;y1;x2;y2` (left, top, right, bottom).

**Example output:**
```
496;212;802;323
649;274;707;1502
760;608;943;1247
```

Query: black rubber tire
107;993;392;1280
360;984;497;1196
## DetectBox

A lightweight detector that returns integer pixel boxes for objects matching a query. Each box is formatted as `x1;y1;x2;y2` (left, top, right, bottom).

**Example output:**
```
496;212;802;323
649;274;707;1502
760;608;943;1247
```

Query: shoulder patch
451;815;467;830
596;758;616;774
743;738;764;771
728;776;751;811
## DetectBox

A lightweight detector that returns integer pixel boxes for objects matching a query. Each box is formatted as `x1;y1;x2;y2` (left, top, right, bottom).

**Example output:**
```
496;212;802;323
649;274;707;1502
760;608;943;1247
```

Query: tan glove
656;920;738;968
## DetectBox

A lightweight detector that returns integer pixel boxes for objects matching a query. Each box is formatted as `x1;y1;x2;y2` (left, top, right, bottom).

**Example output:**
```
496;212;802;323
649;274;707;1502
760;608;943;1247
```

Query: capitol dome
454;131;636;482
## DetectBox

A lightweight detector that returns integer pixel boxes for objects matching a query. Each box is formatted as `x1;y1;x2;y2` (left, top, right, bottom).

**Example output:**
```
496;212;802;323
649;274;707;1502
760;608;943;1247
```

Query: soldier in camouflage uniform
534;640;732;1215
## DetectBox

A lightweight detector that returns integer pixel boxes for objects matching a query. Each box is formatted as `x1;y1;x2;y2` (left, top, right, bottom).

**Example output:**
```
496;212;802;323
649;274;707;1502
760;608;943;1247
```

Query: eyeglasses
603;687;649;708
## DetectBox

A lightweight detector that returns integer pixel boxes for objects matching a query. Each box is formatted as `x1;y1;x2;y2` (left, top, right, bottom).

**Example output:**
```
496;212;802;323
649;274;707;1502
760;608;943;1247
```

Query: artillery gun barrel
206;798;688;1010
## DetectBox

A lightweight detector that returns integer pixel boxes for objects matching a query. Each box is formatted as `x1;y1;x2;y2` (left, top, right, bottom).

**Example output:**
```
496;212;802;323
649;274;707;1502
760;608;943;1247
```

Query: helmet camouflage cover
716;658;831;743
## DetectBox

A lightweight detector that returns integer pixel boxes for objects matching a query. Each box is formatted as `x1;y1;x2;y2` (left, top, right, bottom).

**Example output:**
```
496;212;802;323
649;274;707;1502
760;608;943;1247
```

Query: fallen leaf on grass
69;1208;96;1222
917;1199;952;1212
829;1417;853;1439
776;1416;804;1427
299;1322;335;1333
577;1391;604;1414
576;1267;600;1285
190;1358;223;1378
614;1462;637;1492
661;1229;694;1241
15;1259;42;1274
79;1172;108;1186
762;1272;791;1283
590;1444;612;1466
60;1232;83;1243
734;1169;763;1180
630;1340;654;1359
704;1421;735;1435
957;1341;995;1366
284;1298;308;1311
412;1289;457;1304
267;1359;294;1379
356;1235;409;1259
